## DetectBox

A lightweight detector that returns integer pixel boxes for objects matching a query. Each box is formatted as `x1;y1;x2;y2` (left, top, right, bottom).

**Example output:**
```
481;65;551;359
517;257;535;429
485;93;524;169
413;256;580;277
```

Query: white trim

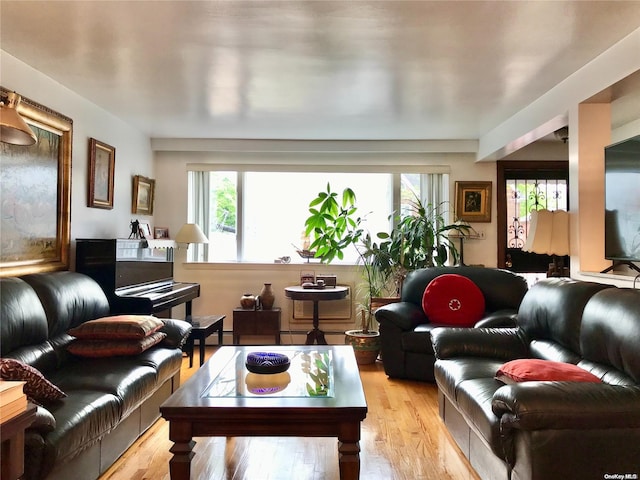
152;138;478;153
185;161;451;174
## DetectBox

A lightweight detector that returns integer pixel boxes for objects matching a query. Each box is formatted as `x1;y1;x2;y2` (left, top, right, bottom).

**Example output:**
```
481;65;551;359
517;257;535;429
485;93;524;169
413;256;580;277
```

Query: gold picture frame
0;87;73;277
454;181;492;223
132;175;155;215
88;138;115;209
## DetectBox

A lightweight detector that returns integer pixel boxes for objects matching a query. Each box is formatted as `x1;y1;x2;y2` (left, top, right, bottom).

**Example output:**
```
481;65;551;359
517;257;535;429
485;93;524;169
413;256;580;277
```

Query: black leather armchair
374;266;528;382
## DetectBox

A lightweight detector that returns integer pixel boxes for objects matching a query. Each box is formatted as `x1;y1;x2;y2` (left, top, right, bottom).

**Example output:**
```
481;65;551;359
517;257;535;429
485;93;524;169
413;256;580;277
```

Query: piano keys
76;238;200;317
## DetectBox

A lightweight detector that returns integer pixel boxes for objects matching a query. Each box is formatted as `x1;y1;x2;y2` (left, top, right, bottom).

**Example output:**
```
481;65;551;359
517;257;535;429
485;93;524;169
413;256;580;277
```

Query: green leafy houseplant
304;184;386;334
303;351;331;396
378;195;469;282
357;232;397;323
304;184;364;264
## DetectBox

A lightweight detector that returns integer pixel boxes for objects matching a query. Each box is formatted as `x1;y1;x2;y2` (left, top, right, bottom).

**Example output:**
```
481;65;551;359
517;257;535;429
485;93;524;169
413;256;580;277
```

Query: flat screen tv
604;134;640;272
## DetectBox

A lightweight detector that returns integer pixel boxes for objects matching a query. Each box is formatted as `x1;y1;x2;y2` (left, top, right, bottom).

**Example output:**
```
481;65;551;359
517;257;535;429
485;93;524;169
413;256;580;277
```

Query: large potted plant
377;195;469;286
358;232;399;316
304;184;385;364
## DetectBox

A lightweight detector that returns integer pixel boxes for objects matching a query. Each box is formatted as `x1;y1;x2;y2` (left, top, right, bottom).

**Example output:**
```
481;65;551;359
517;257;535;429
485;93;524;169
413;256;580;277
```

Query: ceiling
2;1;640;141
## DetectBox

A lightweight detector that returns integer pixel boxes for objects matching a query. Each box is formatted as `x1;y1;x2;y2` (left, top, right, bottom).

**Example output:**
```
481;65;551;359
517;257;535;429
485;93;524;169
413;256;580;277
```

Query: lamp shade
448;219;478;239
0;92;37;146
175;223;209;244
522;209;569;256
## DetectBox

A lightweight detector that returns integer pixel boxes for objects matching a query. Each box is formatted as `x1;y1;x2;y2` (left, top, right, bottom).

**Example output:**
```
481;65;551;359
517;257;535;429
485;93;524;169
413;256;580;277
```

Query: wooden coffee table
160;345;367;480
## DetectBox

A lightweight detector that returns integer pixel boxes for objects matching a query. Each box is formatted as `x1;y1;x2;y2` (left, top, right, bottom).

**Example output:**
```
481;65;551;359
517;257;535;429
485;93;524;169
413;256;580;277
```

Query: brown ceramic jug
240;293;256;309
258;283;275;310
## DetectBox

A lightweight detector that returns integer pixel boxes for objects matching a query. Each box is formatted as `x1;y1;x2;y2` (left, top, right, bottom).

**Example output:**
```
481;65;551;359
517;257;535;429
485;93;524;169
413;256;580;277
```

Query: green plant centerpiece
302;351;331;396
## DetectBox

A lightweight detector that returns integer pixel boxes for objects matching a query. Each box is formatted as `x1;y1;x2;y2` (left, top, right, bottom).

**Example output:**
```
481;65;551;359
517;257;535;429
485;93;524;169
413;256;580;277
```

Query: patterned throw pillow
68;315;164;340
0;358;66;403
67;332;166;358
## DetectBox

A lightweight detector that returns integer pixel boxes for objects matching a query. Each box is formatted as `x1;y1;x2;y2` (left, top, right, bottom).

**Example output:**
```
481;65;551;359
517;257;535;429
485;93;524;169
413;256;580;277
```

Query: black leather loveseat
374;266;529;382
431;278;640;480
0;271;191;480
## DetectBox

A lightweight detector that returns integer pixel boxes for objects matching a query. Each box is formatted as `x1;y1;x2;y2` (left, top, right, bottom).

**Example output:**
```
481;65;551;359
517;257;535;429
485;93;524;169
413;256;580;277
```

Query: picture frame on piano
132;175;155;215
154;227;170;239
139;222;152;239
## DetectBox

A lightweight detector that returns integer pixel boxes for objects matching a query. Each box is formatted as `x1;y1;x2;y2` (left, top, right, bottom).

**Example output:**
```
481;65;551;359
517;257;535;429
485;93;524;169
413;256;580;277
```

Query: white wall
447;154;497;267
1;51;154;266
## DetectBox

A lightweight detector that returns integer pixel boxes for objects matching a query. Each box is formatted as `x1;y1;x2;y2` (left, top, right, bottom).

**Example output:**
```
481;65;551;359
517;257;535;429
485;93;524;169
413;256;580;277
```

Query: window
187;170;448;263
243;172;392;262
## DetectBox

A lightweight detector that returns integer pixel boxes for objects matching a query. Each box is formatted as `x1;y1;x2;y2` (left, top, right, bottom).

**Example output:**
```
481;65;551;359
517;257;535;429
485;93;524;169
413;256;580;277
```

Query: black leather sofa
0;271;191;480
374;266;529;382
431;278;640;480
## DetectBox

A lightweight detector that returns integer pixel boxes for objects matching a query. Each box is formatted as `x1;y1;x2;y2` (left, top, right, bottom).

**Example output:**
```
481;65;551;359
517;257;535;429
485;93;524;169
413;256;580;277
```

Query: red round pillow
421;274;485;327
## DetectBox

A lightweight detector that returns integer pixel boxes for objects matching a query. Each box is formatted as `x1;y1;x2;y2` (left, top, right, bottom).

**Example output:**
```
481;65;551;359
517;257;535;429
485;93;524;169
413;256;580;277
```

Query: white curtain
422;173;447;213
189;171;210;261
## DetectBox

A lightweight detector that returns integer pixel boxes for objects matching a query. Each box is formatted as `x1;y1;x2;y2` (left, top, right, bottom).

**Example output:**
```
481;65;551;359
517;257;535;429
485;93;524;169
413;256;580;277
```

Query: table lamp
175;223;209;249
522;209;570;277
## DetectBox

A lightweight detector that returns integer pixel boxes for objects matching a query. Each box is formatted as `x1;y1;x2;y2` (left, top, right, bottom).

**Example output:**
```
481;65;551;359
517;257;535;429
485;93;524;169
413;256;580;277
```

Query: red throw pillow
421;274;485;327
496;359;602;384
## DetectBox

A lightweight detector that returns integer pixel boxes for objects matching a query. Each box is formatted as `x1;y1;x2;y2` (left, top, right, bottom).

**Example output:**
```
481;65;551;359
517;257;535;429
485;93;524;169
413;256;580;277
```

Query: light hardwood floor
99;347;480;480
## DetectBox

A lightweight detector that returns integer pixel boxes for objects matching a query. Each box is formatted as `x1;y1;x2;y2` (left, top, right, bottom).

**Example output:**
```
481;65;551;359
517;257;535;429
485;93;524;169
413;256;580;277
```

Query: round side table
284;285;348;344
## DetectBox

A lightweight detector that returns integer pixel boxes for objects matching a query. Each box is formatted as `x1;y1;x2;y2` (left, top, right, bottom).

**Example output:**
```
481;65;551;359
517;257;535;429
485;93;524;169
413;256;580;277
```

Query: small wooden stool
184;315;225;367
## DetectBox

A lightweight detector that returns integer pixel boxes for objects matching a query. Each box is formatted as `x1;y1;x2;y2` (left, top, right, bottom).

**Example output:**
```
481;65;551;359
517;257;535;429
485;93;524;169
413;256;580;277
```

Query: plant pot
345;329;381;365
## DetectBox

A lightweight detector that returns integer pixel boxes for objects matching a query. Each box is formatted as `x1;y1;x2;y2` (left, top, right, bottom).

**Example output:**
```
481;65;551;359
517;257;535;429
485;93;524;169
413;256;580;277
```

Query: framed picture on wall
132;175;155;215
88;138;115;209
454;181;492;223
0;87;72;277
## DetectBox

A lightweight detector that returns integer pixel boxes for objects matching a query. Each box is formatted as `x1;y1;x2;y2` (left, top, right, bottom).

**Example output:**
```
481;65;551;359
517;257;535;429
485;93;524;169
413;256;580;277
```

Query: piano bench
184;315;225;367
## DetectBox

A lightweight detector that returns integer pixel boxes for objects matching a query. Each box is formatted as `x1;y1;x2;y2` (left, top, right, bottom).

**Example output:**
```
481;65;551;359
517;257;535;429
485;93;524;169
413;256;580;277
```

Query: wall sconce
522;209;570;277
0;91;38;146
174;223;209;249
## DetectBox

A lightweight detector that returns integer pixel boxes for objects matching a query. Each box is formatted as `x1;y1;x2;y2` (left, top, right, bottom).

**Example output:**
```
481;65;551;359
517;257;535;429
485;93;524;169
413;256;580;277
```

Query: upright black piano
76;238;200;318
